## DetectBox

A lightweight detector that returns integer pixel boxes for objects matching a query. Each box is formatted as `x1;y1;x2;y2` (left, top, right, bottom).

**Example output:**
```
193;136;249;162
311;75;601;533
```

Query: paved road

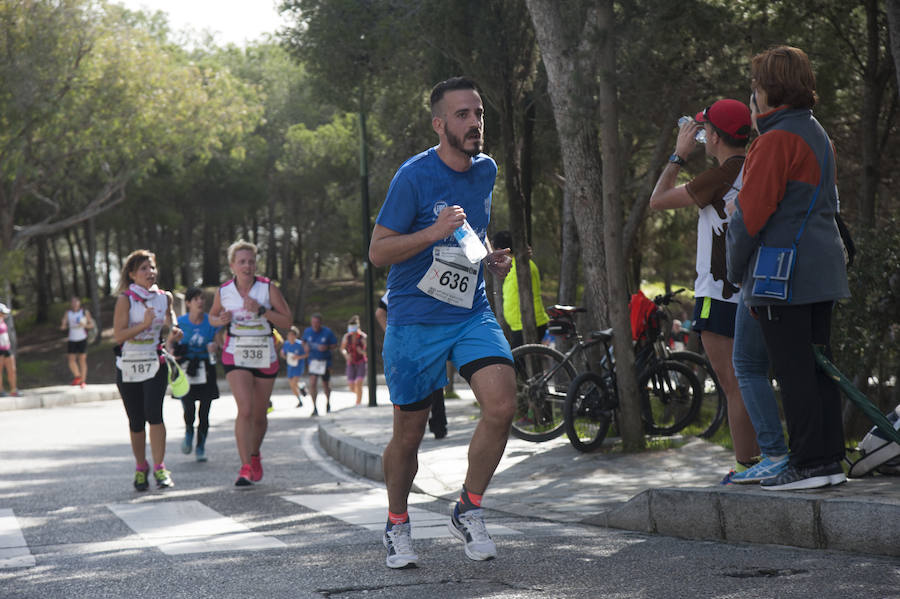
2;390;899;598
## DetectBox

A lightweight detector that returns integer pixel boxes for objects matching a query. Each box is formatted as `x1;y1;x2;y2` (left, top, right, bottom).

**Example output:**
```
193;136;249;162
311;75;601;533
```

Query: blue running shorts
382;309;513;407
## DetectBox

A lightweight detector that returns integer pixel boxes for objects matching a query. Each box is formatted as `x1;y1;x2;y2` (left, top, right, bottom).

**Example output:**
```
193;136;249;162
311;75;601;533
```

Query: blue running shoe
719;469;736;485
731;455;788;484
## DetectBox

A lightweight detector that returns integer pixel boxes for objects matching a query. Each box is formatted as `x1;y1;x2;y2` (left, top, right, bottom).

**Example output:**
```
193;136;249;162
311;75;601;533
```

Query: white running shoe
448;506;497;561
383;522;417;569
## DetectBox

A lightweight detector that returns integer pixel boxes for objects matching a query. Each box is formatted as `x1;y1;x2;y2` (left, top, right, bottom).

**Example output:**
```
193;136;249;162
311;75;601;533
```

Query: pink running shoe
250;454;263;482
235;464;253;487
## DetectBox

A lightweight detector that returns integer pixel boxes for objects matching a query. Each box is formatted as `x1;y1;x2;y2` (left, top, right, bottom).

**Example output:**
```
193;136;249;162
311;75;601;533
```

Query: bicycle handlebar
652;288;685;306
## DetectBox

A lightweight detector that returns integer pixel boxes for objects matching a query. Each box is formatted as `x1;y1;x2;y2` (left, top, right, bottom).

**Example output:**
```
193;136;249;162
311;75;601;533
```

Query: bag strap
792;146;830;248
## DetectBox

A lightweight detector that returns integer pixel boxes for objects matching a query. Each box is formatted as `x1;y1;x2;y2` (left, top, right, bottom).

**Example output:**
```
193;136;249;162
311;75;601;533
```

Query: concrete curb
600;486;900;558
318;409;900;559
0;386;121;411
318;420;385;482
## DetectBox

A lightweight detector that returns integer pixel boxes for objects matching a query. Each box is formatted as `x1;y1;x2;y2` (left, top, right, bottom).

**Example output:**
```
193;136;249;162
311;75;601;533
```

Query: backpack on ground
849;404;900;478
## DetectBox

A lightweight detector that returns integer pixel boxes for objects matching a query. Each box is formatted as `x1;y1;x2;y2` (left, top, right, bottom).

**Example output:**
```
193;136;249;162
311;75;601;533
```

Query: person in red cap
649;98;760;484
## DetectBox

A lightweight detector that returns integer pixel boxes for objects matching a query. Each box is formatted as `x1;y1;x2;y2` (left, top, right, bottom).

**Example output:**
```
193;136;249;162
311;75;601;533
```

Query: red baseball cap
695;99;752;140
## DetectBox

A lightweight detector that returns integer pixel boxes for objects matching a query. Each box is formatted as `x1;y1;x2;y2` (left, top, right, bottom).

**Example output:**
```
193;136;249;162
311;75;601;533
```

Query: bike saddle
589;328;613;342
547;305;586;317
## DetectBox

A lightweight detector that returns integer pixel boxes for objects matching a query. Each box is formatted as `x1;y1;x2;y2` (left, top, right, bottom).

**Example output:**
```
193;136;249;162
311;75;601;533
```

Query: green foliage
832;216;900;410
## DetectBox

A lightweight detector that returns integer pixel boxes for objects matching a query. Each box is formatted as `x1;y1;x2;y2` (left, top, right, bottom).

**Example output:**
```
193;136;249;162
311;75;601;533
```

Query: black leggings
117;365;168;432
182;397;212;439
757;301;844;468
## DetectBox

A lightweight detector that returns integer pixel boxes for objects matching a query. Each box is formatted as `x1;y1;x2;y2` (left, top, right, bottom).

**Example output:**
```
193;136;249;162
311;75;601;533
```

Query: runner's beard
447;127;483;157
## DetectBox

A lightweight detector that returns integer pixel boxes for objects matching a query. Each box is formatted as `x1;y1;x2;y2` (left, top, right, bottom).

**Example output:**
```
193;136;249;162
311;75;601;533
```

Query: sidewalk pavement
318;388;900;559
6;379;900;558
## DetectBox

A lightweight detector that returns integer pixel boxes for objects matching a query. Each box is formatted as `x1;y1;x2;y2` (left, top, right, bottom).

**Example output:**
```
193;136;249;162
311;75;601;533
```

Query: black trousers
757;301;845;468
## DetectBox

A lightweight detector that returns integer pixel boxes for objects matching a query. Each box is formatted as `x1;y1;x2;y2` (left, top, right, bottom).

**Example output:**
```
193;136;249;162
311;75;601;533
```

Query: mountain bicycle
644;289;728;439
561;315;703;452
510;301;703;445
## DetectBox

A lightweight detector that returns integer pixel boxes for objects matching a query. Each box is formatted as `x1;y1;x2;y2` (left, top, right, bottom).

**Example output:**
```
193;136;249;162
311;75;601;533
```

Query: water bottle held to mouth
453;220;488;263
677;116;707;144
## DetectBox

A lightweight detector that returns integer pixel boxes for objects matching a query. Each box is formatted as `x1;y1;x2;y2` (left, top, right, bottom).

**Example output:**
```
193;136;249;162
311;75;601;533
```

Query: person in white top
112;250;183;491
209;240;292;487
60;296;93;387
649;99;760;483
0;302;17;397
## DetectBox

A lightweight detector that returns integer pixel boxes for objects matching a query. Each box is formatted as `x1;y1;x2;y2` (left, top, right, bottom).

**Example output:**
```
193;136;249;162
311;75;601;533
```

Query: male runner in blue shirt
369;77;515;569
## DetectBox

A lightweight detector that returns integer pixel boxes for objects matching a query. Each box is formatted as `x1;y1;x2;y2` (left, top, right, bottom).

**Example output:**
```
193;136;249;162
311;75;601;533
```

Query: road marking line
0;509;35;568
283;489;521;540
108;500;285;555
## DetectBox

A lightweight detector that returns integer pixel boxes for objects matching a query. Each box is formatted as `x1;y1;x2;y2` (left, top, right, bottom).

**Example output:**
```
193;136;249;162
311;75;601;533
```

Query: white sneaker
383;522;417;569
448;506;497;561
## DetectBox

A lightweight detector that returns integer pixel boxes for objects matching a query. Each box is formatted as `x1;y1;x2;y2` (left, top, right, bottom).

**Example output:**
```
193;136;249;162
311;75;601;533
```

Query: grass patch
16;359;56;388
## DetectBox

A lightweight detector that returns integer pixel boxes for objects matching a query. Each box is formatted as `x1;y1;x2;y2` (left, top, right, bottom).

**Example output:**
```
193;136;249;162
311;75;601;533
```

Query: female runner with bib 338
209;240;292;486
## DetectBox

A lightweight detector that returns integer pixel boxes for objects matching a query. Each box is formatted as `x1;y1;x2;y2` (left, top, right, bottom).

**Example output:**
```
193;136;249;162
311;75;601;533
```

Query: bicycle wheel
639;360;702;436
510;344;576;442
668;351;727;438
564;372;615;452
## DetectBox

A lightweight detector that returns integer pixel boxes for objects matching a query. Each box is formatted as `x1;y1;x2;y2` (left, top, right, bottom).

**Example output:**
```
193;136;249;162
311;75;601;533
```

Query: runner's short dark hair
430;77;480;116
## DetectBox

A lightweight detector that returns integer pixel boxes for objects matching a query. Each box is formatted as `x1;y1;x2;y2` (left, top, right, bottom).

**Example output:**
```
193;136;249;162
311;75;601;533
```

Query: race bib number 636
416;246;479;309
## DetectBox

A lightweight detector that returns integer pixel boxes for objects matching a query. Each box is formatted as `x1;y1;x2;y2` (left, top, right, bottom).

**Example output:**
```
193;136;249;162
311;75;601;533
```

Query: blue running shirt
176;313;220;360
375;147;497;325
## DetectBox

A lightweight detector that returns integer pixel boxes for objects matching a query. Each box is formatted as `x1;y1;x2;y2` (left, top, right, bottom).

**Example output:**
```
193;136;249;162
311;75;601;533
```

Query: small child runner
281;326;309;407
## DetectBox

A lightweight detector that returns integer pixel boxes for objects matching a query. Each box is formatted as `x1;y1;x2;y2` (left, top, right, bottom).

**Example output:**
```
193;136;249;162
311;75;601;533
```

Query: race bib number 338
233;336;271;368
416;246;479;309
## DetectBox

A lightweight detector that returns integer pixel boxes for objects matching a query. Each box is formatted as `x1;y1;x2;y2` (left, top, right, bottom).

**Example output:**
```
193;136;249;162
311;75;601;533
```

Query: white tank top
694;166;742;304
116;288;168;369
67;309;88;342
219;277;275;357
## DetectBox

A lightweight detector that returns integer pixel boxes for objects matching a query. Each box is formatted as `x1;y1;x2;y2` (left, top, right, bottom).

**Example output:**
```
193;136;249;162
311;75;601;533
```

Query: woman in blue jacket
727;46;850;491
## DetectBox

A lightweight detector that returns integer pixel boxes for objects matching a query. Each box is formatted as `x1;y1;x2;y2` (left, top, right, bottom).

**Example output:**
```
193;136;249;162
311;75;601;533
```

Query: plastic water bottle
453;220;488;263
678;116;707;144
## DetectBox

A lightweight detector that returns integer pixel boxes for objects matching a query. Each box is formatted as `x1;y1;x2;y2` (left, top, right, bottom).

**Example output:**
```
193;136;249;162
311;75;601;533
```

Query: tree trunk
858;0;882;229
180;213;193;287
281;221;293;282
889;0;900;93
500;88;539;346
35;236;50;323
103;227;112;296
558;184;580;305
75;224;91;299
116;228;126;282
266;187;278;279
522;94;536;244
596;0;643;452
64;229;80;298
202;220;219;286
525;0;609;332
86;217;101;345
527;0;641;449
51;235;67;299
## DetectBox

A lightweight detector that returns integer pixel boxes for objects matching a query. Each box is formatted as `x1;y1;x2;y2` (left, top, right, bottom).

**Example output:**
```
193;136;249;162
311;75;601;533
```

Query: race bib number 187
121;349;159;383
